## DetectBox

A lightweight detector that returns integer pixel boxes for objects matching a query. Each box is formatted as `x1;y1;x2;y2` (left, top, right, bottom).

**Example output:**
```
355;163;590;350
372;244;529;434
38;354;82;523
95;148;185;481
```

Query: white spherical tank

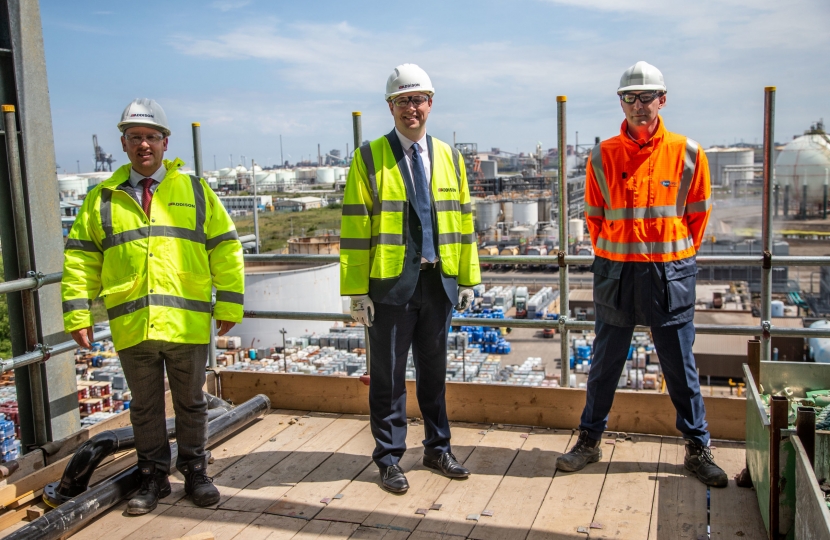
808;320;830;363
475;200;500;232
775;129;830;205
235;262;343;349
705;148;754;187
513;200;539;226
315;167;335;185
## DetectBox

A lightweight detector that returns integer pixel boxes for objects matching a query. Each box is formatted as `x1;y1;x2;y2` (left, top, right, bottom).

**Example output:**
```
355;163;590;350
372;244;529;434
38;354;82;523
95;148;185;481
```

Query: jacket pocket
665;258;697;312
177;271;212;301
591;257;623;310
100;273;139;298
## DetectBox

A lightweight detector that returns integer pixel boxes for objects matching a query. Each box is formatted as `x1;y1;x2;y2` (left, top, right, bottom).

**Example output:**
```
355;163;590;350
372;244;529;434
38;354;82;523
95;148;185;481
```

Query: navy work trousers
368;266;453;468
579;319;710;446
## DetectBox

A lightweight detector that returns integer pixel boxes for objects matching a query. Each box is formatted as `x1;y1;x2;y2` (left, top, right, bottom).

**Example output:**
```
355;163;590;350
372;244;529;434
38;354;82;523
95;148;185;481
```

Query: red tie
141;178;154;217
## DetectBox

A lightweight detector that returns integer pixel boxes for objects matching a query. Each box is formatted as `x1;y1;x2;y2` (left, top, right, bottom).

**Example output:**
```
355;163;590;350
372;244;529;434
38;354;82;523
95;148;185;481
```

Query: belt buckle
420;261;437;271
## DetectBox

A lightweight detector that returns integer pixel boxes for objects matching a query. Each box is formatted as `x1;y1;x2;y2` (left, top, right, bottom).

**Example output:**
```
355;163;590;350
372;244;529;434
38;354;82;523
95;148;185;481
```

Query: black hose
9;394;270;540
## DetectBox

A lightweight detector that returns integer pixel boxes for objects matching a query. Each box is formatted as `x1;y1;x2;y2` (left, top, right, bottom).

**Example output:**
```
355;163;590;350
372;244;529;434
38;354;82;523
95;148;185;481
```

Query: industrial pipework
8;394;270;540
42;393;232;507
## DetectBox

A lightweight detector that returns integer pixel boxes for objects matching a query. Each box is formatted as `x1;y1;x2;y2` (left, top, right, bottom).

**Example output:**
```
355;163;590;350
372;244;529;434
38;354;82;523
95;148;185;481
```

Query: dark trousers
118;340;209;473
579;320;710;446
368;267;453;468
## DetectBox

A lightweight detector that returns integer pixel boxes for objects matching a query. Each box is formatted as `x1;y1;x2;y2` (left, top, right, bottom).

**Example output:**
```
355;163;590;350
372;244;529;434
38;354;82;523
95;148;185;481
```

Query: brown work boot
555;430;602;472
179;457;220;506
127;464;171;515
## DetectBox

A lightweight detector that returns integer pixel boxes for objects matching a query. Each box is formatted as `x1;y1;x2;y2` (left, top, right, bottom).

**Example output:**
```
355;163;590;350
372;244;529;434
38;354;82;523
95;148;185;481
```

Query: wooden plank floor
4;410;765;540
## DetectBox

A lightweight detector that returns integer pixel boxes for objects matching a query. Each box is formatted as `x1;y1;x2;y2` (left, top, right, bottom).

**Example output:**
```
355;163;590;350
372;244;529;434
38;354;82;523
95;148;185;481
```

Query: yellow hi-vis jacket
340;134;480;295
61;158;245;351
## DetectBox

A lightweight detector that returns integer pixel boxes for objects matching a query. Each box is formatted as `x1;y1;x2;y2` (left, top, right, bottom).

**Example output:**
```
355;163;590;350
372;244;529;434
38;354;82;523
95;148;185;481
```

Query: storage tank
316;167;336;185
296;168;316;181
255;171;275;187
332;166;347;182
58;175;89;197
808;320;830;363
509;226;533;240
513;200;539;226
775;122;830;207
501;200;514;224
705;147;754;187
537;197;552;223
236;261;342;349
568;219;585;243
275;169;296;186
475;200;500;232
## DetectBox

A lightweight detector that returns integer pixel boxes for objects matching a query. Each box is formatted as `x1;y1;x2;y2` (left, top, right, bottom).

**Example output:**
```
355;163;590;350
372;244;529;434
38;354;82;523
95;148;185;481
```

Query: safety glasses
125;134;165;145
620;92;663;104
390;95;430;108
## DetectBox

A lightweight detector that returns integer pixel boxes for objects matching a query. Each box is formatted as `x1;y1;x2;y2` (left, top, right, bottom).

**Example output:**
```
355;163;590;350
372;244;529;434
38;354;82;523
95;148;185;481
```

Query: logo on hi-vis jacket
661;180;679;188
168;202;196;208
438;187;457;193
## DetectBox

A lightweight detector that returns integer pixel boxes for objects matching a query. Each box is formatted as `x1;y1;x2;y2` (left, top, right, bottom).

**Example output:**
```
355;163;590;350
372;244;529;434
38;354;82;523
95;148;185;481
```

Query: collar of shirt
128;164;166;189
394;128;431;186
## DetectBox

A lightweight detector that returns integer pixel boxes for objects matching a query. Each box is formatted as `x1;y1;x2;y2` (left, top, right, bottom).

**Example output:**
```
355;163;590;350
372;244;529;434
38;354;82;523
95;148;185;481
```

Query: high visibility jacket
585;117;711;263
340;132;480;297
62;158;245;351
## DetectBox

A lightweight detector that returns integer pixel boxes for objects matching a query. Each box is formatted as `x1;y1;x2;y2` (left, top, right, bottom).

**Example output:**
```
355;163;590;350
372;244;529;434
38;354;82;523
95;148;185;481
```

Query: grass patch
233;207;342;252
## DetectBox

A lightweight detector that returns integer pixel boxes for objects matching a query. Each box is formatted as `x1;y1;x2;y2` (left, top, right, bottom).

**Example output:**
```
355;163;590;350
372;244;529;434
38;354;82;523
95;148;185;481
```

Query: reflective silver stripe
585;204;605;218
190;175;206;234
462;233;476;244
106;294;212;320
374;233;405;246
596;236;694;255
461;203;472;215
451;147;462;190
604;205;678;221
341;237;372;250
677;138;698;216
438;232;461;245
341;204;369;216
102;226;206;250
216;290;244;305
65;238;101;253
685;198;712;214
62;299;92;313
435;200;461;212
100;189;114;238
590;144;611;208
381;200;406;212
359;144;380;215
206;230;239;250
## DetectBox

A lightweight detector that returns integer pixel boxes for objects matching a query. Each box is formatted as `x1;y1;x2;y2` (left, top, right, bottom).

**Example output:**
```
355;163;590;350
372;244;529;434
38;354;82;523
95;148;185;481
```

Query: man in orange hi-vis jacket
555;61;727;488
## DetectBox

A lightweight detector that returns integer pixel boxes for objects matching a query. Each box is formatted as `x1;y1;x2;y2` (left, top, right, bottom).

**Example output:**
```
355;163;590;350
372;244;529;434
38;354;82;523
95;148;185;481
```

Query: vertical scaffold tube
352;112;370;379
192;122;217;369
761;87;775;361
556;96;570;387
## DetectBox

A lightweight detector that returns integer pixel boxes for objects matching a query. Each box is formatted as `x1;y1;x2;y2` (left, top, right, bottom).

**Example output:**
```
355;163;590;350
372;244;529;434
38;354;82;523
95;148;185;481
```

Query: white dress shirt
128;165;166;206
395;128;431;192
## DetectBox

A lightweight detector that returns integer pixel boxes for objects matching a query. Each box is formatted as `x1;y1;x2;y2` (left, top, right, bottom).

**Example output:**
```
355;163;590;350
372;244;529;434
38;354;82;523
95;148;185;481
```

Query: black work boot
127;464;171;515
684;440;728;488
179;457;220;506
555;430;602;472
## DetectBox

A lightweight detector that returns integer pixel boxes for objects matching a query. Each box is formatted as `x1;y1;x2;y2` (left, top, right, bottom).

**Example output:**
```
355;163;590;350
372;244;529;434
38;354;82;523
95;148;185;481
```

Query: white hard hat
617;61;667;94
385;63;435;101
117;98;171;137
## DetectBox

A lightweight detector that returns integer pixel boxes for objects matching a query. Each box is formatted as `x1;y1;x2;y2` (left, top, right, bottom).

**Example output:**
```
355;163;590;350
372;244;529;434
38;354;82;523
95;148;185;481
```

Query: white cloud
210;0;253;12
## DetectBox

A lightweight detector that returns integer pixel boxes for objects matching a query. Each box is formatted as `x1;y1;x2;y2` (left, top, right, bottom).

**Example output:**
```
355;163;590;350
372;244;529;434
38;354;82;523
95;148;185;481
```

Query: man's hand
455;287;475;312
71;327;94;349
216;320;236;336
350;295;374;327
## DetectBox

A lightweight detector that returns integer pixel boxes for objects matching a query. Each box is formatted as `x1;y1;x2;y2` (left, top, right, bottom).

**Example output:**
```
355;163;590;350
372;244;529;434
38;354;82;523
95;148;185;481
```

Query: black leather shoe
380;464;409;493
179;457;220;507
423;452;470;478
127;464;171;515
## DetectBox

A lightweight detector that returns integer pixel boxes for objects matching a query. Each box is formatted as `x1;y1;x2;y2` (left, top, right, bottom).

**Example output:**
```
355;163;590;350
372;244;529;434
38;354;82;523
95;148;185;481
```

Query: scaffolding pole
761;87;775;361
556;96;569;387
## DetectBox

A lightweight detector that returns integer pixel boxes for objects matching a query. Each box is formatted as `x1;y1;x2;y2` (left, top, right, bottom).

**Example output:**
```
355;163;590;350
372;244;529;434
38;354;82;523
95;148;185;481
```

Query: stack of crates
0;414;19;462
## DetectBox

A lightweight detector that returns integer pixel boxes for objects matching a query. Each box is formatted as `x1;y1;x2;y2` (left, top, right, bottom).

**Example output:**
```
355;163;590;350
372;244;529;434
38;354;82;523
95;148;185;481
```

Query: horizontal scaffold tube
8;394;270;540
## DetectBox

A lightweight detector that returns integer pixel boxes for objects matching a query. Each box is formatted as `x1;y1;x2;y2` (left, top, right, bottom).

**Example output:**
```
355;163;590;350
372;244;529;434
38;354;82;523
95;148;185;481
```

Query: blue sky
42;0;829;173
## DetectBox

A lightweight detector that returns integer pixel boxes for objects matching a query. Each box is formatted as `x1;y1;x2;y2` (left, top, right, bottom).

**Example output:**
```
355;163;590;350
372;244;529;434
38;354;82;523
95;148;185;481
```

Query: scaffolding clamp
762;320;772;341
558;250;566;267
26;271;46;291
37;343;52;362
762;250;772;270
